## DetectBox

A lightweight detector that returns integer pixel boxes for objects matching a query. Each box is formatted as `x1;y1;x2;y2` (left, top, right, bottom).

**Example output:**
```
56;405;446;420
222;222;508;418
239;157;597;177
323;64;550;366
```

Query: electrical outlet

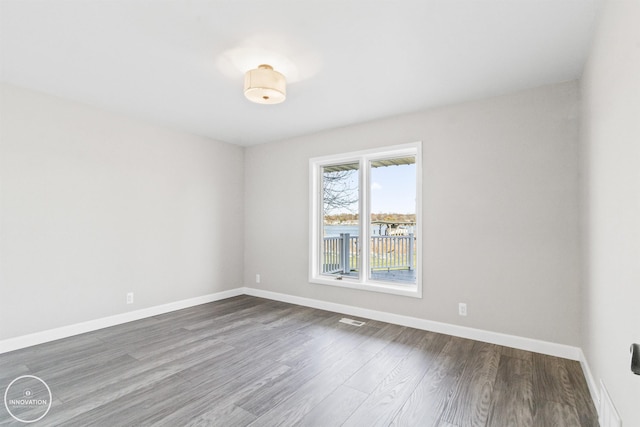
458;303;467;316
256;274;261;284
126;292;134;304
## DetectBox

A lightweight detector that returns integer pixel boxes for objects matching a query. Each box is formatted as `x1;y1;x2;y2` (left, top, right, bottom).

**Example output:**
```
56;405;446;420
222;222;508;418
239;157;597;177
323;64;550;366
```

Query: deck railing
370;235;414;271
322;234;359;274
322;233;415;274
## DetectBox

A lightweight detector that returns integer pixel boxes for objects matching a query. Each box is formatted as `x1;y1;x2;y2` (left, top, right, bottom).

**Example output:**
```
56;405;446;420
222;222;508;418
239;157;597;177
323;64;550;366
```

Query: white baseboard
578;348;601;409
242;287;582;361
1;286;581;363
0;288;244;354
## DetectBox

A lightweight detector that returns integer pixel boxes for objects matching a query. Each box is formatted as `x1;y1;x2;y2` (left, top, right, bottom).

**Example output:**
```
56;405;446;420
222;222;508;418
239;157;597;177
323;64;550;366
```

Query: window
309;142;422;298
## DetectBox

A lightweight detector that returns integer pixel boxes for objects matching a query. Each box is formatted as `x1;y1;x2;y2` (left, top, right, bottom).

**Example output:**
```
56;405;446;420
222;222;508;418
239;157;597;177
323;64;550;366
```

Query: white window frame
309;142;422;298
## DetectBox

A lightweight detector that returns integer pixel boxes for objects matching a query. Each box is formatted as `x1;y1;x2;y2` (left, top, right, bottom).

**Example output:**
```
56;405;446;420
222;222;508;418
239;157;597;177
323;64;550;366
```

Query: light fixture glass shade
244;64;286;104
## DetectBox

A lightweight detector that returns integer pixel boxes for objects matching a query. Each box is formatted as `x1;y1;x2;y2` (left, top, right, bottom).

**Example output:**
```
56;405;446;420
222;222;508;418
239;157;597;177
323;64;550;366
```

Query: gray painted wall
0;84;245;340
244;81;581;346
581;1;640;425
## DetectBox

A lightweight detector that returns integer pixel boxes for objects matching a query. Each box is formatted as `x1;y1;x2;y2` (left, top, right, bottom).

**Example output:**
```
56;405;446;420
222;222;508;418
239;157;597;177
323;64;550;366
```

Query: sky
370;164;416;214
325;163;416;215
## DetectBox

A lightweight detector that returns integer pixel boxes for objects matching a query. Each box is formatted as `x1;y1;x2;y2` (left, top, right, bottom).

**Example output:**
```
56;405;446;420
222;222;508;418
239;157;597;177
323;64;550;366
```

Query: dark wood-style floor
0;295;598;426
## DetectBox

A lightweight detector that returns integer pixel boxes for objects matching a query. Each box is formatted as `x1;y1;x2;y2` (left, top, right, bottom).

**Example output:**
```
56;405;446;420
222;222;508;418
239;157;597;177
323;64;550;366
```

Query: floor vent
599;380;622;427
339;318;365;327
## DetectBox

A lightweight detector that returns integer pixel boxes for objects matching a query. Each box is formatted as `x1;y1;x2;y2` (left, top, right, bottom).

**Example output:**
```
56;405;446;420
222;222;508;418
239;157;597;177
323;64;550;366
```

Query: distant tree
323;170;358;215
371;213;416;223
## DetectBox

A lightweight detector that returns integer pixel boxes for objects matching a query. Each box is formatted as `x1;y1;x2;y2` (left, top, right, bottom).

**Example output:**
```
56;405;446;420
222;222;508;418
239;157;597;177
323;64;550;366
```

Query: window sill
309;275;422;298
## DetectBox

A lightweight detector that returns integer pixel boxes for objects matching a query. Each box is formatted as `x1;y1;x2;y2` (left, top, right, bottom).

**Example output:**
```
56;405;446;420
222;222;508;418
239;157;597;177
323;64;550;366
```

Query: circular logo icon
4;375;52;423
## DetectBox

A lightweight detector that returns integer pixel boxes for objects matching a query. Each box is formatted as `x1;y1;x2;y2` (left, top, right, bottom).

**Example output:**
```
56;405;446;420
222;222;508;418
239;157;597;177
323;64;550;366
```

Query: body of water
324;225;359;237
324;224;414;237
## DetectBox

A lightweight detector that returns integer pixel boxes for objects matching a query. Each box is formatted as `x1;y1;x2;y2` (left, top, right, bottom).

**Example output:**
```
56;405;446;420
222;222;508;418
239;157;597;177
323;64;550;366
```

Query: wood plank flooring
0;295;598;426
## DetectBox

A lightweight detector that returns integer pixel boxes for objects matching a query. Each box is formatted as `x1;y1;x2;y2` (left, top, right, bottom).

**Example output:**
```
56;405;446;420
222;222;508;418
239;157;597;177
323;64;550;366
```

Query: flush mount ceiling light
244;64;286;104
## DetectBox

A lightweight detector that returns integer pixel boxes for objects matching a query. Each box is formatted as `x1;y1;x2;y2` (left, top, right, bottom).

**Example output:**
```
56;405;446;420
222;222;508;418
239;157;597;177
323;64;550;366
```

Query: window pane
321;162;360;279
369;156;416;284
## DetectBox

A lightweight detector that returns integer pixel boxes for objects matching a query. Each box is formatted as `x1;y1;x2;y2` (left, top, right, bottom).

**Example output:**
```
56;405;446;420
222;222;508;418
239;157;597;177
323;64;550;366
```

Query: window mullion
360;158;369;283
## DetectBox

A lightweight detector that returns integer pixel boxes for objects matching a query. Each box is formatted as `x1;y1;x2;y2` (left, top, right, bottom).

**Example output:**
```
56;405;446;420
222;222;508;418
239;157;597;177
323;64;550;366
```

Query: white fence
322;233;415;274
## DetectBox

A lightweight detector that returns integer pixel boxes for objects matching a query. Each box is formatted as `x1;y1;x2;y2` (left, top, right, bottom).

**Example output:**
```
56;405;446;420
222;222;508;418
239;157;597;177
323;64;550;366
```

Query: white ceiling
0;0;601;146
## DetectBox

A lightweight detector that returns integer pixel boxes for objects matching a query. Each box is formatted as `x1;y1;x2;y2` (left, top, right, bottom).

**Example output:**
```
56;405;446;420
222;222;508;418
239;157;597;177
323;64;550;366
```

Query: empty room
1;1;638;426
